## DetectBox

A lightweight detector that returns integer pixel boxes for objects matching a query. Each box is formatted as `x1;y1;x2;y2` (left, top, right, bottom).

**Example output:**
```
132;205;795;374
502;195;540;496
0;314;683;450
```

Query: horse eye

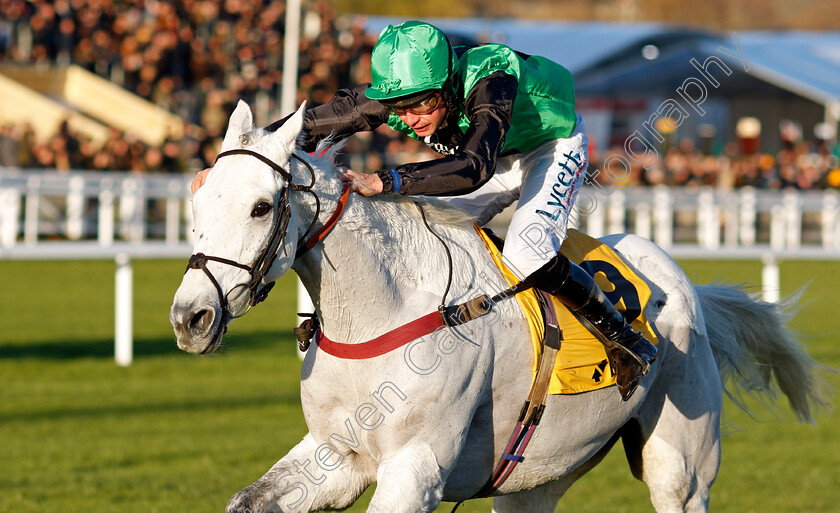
251;202;272;217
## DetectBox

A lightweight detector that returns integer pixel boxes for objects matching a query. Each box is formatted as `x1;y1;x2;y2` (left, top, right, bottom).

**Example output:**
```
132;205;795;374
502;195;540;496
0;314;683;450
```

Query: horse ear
270;101;307;157
221;100;254;151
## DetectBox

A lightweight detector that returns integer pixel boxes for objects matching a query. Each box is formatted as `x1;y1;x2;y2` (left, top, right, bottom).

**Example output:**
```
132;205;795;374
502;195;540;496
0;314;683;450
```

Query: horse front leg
366;443;444;513
226;433;374;513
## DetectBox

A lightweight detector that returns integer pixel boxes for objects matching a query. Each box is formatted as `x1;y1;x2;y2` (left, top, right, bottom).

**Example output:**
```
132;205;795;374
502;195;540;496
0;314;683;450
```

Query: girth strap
449;290;562;512
294;292;497;357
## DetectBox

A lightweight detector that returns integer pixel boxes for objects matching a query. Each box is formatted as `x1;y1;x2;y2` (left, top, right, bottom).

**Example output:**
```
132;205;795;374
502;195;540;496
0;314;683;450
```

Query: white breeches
440;115;589;277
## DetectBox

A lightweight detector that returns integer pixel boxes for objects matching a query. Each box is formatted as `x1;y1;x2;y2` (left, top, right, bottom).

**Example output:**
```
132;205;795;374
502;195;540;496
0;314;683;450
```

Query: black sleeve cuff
377;170;396;194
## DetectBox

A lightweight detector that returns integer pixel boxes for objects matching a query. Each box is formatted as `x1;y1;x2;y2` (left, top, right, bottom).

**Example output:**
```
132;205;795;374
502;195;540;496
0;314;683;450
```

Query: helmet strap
440;33;461;116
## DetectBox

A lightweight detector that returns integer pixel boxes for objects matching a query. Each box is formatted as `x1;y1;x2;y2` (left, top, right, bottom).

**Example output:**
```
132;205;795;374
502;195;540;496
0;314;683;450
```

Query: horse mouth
200;322;228;354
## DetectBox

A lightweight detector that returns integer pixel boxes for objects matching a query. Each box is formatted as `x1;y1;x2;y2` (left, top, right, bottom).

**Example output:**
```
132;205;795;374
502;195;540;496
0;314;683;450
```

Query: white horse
170;101;828;513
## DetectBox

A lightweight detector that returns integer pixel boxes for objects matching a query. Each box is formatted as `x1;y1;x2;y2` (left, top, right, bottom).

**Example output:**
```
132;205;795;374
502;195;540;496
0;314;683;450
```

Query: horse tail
694;284;831;423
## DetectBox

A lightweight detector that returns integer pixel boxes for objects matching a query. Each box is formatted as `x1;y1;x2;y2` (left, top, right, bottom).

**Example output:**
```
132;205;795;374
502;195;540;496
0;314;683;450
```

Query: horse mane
404;197;477;230
308;137;346;170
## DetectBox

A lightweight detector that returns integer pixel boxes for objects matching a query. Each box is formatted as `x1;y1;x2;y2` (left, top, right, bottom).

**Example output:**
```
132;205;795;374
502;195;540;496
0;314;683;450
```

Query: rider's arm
266;85;390;152
377;71;517;196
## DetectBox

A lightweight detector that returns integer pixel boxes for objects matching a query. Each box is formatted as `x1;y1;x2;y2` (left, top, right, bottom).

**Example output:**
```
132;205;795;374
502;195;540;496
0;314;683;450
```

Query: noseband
185;148;334;321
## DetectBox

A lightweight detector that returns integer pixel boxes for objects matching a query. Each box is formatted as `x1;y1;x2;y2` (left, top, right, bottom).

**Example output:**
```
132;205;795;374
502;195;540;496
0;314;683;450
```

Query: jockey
195;21;656;399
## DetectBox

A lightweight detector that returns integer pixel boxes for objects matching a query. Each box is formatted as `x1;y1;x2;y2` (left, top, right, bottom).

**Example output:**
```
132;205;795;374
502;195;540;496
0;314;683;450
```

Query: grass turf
1;258;838;512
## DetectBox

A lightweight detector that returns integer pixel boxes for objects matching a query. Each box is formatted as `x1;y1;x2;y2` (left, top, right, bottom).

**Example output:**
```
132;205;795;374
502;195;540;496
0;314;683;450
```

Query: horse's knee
368;443;444;513
228;463;369;513
641;435;717;513
227;433;373;513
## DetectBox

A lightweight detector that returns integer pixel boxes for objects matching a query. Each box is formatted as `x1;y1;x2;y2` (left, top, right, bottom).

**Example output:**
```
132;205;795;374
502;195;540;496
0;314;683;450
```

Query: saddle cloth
476;227;659;395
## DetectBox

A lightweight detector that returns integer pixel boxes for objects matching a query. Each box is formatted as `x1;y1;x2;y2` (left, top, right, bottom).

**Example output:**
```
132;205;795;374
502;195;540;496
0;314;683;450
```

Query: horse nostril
189;308;214;334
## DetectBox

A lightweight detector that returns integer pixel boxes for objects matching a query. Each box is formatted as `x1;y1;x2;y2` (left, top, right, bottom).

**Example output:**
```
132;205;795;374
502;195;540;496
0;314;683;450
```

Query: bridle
185;148;341;323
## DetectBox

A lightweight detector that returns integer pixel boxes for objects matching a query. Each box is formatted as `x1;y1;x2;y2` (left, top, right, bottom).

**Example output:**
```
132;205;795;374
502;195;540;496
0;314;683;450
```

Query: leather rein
185;148;350;326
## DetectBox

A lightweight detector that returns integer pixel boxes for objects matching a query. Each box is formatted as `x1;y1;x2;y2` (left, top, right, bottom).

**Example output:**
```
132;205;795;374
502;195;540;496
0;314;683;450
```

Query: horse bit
184;148;323;322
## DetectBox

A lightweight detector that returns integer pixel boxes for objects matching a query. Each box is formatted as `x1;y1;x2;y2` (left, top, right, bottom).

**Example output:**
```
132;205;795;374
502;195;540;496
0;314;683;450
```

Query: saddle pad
476;227;659;395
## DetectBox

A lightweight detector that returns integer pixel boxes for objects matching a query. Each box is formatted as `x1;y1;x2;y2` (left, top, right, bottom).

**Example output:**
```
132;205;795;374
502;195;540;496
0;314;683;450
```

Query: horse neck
294;193;487;344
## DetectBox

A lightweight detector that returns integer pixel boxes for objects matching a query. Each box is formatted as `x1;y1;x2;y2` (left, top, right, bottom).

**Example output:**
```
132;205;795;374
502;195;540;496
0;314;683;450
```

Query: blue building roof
736;31;840;105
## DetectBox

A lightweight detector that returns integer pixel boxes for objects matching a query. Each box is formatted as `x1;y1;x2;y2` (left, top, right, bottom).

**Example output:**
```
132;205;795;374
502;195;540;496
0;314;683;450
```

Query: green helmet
365;21;457;102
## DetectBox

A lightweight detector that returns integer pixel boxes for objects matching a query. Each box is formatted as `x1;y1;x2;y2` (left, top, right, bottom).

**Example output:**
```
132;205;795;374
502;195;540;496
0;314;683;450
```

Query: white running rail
3;169;840;365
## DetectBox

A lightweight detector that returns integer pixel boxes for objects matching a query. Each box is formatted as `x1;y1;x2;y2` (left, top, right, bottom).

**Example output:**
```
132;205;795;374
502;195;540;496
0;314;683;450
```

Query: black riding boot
522;255;658;401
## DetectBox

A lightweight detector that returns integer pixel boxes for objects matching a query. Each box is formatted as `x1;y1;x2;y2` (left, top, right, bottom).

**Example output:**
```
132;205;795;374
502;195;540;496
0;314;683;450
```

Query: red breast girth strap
315;311;445;359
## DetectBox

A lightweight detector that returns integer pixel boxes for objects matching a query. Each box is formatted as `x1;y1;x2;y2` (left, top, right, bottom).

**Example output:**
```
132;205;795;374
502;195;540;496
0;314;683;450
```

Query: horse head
170;100;318;354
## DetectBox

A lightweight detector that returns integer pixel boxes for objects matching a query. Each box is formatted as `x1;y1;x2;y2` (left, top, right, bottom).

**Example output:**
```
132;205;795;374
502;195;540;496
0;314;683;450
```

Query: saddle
478;227;659;395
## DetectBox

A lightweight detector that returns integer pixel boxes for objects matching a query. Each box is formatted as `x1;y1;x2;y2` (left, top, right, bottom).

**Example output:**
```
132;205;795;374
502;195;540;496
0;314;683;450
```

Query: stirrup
606;333;656;372
605;345;647;401
601;333;656;400
611;351;644;400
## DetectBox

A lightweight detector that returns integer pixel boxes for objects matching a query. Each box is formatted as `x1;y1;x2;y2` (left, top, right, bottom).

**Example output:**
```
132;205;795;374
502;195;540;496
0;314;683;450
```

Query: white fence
2;169;840;364
2;169;840;251
0;168;195;366
0;168;194;247
568;186;840;251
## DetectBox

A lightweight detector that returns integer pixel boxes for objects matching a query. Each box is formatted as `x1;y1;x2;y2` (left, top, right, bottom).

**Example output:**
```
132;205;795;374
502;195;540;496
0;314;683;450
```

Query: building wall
729;93;825;153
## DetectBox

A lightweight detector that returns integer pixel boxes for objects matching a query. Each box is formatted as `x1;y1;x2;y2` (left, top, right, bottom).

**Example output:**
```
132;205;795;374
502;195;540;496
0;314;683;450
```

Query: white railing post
634;201;651;240
115;252;133;366
166;180;182;244
120;177;145;242
608;189;625;235
821;190;837;250
586;198;605;238
66;175;85;240
698;188;719;249
723;190;739;247
24;176;41;244
770;205;785;250
98;178;115;246
761;253;780;303
0;188;20;247
783;191;801;249
739;187;757;246
653;186;673;248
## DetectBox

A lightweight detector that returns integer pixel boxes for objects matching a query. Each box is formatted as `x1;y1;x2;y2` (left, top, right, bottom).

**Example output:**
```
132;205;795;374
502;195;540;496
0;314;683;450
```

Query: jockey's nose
404;111;421;126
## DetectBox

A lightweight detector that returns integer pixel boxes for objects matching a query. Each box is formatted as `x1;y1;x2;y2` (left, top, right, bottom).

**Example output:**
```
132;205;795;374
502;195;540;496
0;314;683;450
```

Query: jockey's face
394;93;448;138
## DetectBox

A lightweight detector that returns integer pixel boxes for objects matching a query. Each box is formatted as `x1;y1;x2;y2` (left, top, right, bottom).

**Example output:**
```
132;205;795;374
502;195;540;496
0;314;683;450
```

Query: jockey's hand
341;168;383;196
191;168;211;194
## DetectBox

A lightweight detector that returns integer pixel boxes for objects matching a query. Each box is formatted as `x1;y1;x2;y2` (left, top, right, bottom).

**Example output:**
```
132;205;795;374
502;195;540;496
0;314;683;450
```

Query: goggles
388;93;443;116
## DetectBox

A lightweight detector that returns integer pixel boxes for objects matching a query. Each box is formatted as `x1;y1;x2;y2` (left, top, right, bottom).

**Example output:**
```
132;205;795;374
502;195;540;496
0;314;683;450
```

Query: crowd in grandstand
0;0;382;171
0;0;838;189
598;138;840;190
